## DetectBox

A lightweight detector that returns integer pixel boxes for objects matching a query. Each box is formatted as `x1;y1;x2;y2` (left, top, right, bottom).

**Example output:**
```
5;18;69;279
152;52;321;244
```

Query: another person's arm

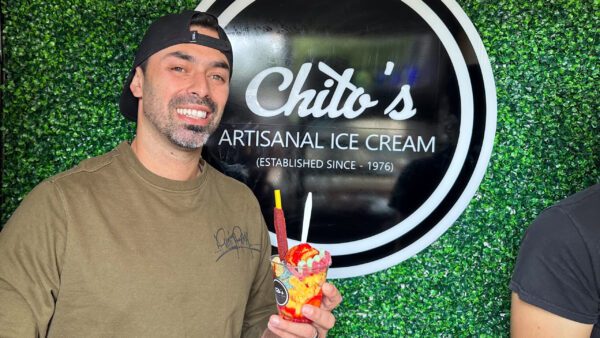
510;191;600;337
511;292;592;337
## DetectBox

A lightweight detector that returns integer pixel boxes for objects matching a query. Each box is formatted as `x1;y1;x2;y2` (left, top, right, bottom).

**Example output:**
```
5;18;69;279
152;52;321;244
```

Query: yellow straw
274;189;282;209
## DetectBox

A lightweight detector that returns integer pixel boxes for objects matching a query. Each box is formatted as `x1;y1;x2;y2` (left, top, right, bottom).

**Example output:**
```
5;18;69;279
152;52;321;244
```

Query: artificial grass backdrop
1;0;598;336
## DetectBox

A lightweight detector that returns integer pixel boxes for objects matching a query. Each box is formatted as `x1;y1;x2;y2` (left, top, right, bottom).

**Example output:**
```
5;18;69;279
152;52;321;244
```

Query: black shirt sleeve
510;205;600;324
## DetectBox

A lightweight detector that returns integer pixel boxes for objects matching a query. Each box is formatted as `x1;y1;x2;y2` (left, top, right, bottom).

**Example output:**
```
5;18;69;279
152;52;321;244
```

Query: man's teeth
177;108;207;119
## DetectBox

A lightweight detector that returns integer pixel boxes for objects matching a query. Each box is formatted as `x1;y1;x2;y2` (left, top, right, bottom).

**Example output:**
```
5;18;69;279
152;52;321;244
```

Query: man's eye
171;66;185;72
211;74;225;82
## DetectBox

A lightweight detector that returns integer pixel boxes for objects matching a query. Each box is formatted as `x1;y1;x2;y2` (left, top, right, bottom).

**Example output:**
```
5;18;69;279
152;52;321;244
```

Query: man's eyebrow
211;61;230;71
163;51;196;63
163;51;230;71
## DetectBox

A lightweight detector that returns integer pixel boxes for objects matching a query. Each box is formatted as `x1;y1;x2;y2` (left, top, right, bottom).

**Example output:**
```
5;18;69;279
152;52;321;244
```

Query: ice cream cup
270;255;330;323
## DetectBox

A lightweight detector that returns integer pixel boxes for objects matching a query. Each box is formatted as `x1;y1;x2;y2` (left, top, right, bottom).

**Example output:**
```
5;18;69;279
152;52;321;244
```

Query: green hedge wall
1;0;598;336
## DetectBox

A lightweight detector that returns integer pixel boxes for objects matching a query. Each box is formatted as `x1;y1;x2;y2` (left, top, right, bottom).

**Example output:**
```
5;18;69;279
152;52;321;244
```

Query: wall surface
1;0;598;336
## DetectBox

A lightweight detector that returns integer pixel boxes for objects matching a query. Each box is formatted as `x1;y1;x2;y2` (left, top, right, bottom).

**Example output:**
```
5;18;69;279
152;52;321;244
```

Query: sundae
271;243;331;323
271;190;331;323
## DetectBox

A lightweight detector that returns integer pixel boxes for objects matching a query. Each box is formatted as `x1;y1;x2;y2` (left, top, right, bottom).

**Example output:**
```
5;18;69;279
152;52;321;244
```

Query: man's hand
265;282;342;338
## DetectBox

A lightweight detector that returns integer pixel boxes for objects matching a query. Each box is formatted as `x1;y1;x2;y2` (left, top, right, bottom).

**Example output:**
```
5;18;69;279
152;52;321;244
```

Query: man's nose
187;72;210;98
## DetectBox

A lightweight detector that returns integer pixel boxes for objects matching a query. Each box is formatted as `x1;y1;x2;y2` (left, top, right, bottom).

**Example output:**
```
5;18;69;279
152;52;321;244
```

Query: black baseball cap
119;10;233;121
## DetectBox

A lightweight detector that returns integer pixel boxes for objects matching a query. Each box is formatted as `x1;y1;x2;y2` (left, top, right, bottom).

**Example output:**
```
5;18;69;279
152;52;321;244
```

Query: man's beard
165;125;211;150
167;123;213;150
144;93;220;151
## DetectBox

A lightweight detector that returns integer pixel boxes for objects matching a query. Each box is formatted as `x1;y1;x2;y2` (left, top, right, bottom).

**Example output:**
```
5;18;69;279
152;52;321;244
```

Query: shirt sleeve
0;180;67;337
241;207;277;338
510;206;599;324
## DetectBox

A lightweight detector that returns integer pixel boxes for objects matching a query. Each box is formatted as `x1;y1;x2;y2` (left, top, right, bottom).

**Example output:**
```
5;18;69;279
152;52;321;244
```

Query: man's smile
176;108;208;119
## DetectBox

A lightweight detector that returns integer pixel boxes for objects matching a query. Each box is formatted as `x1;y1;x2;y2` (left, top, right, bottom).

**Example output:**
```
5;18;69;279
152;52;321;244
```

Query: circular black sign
201;0;496;278
273;279;289;306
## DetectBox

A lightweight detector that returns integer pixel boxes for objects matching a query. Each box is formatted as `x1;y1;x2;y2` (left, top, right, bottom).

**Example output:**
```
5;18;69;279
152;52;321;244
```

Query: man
0;11;341;338
510;183;600;337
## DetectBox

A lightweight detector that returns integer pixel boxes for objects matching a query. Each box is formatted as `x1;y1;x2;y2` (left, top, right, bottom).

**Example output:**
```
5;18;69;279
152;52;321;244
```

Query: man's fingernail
269;316;281;327
302;306;313;315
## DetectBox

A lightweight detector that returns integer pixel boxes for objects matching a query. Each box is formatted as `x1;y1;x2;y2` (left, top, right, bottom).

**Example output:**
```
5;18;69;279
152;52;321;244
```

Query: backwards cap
119;10;233;121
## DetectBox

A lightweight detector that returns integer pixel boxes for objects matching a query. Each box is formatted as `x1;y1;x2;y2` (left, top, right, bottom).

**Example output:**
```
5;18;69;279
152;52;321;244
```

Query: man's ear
130;67;144;98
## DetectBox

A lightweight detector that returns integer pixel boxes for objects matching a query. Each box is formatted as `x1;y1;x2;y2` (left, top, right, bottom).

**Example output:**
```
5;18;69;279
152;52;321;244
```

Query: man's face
131;27;230;150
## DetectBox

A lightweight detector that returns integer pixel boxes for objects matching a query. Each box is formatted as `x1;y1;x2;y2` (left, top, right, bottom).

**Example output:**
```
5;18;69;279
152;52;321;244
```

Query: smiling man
0;11;341;338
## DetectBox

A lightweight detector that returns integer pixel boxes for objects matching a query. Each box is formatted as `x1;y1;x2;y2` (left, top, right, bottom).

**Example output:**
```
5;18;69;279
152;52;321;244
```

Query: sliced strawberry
285;243;319;265
305;292;323;307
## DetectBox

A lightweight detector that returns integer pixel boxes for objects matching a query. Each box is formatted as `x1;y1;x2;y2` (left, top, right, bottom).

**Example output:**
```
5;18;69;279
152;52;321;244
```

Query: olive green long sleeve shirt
0;142;276;337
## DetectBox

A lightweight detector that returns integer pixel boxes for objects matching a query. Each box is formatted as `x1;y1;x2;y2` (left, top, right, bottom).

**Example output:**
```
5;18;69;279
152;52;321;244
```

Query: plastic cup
270;255;330;323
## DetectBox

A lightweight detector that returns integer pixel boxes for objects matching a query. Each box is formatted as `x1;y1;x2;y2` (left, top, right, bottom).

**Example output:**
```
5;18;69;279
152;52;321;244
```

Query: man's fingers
267;315;316;338
267;284;341;338
302;305;336;331
320;283;342;312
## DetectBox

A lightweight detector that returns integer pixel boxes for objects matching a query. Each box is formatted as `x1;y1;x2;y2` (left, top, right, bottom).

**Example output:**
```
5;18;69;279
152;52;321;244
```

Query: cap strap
190;31;231;52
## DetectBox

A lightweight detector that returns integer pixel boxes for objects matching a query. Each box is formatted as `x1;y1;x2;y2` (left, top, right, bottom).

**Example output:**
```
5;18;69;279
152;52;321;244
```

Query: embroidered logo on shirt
214;226;261;261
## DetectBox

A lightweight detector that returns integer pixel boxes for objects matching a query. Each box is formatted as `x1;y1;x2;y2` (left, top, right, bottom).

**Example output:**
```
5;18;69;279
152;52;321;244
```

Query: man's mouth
176;108;208;119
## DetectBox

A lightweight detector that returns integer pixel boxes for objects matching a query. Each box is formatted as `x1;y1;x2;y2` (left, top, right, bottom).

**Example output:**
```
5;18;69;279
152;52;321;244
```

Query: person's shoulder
541;183;599;233
46;144;123;184
522;183;600;248
553;183;599;216
511;184;600;324
2;148;122;225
